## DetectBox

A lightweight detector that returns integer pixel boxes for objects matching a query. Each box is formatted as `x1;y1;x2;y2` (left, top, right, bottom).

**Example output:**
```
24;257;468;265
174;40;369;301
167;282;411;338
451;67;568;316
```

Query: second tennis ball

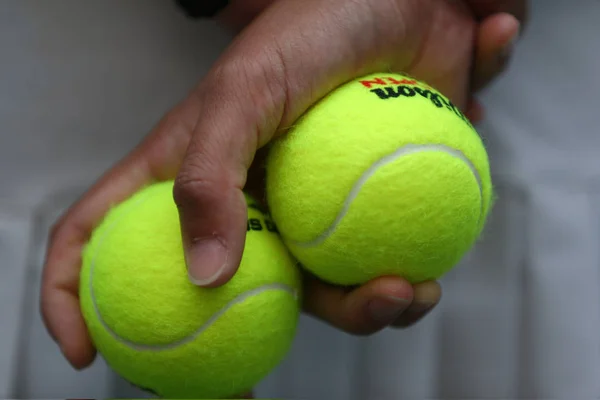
80;181;301;399
266;73;492;285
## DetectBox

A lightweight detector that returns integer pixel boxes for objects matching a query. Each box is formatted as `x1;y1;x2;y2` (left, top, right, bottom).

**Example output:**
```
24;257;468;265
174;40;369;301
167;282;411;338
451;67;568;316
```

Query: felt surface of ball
266;73;492;285
80;181;301;399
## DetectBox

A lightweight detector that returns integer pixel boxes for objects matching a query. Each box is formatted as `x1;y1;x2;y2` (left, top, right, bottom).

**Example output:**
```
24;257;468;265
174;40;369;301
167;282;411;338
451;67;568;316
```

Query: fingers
466;0;529;26
41;98;200;368
391;280;442;328
303;274;414;335
471;12;521;92
40;273;96;369
41;165;153;368
303;274;441;335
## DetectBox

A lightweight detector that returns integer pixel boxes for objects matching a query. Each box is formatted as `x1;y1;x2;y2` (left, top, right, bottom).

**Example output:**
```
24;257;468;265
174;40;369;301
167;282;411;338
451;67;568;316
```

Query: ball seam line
88;189;299;351
285;144;483;247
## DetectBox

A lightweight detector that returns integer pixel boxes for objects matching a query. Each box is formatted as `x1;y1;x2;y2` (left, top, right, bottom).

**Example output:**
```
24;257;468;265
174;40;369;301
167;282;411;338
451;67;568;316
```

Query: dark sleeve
175;0;230;18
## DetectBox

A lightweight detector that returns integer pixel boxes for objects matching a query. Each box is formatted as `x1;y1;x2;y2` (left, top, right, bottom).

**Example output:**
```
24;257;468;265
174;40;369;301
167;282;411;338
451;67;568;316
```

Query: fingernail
368;296;411;324
186;238;228;286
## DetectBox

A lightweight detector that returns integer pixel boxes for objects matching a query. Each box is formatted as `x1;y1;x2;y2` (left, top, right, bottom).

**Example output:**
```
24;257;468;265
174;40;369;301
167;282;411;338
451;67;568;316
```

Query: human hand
218;0;526;121
42;0;521;372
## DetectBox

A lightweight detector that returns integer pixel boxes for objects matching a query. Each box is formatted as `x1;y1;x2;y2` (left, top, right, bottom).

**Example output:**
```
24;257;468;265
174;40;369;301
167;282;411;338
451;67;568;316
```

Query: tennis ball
79;181;301;399
266;73;492;286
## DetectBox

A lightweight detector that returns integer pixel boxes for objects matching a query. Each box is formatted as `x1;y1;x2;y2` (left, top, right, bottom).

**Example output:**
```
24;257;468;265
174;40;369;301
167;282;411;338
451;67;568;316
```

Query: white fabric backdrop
1;0;598;398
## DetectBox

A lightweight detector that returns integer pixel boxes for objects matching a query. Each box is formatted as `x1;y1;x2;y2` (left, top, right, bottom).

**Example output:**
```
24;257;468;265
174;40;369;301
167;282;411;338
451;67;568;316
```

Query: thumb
173;44;292;288
173;0;418;287
174;174;248;287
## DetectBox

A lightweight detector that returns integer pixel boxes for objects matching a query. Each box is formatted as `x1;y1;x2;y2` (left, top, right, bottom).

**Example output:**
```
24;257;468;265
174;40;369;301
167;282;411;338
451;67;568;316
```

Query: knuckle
173;175;222;210
46;210;89;251
176;135;229;188
154;107;196;142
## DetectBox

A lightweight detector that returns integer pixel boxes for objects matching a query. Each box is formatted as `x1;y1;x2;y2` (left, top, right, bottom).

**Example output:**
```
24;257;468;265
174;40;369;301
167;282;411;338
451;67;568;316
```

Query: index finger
466;0;529;25
40;98;200;368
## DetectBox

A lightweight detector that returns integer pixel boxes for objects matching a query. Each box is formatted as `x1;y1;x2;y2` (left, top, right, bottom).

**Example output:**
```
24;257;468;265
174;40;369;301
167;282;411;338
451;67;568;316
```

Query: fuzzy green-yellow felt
266;73;492;285
79;181;301;399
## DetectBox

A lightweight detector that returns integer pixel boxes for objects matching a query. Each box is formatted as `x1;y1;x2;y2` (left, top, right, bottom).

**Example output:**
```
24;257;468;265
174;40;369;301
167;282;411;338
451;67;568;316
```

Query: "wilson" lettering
370;85;473;129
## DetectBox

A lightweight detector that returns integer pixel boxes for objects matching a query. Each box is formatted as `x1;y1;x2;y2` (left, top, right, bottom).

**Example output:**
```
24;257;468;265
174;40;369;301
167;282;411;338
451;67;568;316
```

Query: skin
41;0;526;388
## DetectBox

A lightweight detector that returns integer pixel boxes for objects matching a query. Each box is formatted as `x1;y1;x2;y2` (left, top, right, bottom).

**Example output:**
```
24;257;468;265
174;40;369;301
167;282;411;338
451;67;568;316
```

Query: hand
41;0;523;371
218;0;527;122
465;0;528;91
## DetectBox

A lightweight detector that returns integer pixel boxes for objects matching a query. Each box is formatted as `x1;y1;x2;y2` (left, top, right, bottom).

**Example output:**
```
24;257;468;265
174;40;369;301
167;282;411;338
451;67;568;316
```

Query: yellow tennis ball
79;181;301;399
266;73;492;286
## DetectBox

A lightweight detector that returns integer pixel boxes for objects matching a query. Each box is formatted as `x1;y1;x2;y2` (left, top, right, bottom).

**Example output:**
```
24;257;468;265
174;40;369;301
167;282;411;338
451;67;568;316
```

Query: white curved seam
286;144;483;248
89;193;298;352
